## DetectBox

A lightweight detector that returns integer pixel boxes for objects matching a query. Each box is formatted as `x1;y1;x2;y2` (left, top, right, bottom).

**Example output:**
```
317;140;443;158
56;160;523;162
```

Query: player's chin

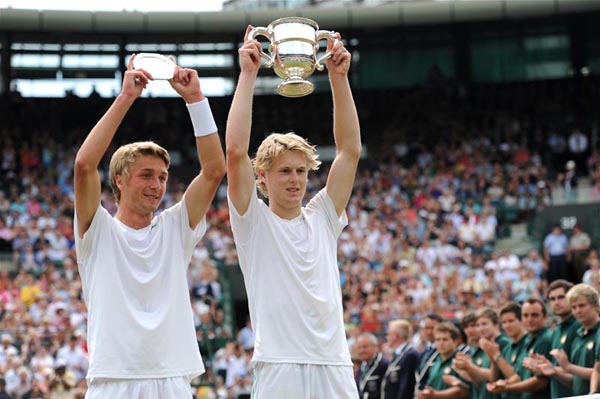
143;198;161;212
287;194;303;205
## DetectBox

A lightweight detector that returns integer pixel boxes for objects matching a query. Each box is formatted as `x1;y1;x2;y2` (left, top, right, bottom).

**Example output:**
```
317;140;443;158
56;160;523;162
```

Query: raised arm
74;55;151;237
169;67;226;229
554;347;594;382
480;337;516;382
324;35;362;216
225;26;263;216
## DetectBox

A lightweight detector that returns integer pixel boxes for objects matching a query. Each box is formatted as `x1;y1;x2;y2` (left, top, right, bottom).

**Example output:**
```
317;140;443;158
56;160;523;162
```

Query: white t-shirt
75;200;206;381
228;188;352;366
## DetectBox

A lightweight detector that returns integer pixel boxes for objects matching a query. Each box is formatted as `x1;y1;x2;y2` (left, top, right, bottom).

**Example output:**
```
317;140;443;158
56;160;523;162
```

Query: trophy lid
269;16;319;31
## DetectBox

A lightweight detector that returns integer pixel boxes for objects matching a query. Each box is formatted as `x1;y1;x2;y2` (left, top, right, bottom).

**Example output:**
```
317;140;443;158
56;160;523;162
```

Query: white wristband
186;99;218;137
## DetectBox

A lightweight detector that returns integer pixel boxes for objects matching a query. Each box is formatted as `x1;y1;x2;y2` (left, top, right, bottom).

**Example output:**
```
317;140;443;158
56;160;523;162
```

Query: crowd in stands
0;76;599;398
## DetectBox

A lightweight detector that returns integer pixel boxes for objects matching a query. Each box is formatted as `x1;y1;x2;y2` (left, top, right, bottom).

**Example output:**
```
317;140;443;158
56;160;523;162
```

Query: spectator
382;319;419;399
356;332;387;399
0;335;18;369
567;128;589;175
415;314;443;390
236;319;254;352
543;225;569;283
21;380;46;399
417;322;469;399
558;160;578;203
568;224;591;283
48;361;75;399
521;248;547;280
9;366;31;399
582;250;600;289
224;343;247;389
56;335;87;383
0;377;13;399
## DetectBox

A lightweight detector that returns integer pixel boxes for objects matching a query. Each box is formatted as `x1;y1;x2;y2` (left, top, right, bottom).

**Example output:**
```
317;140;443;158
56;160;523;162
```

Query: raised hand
326;33;351;77
122;54;152;99
240;25;264;76
169;66;203;104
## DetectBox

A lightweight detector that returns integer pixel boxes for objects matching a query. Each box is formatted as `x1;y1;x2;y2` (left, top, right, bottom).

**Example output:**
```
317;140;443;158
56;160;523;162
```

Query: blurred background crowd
2;0;600;397
0;75;599;398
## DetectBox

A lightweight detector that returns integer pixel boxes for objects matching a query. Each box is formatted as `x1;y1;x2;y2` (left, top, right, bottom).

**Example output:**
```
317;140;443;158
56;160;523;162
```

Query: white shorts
251;362;358;399
85;376;192;399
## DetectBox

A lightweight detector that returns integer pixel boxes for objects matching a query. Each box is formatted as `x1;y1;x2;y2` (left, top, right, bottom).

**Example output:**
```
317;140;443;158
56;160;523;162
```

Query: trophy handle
315;30;337;71
248;27;275;68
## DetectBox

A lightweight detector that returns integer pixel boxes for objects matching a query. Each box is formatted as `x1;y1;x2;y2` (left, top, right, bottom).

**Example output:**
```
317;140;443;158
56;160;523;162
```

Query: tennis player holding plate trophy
226;21;361;398
75;53;224;398
249;17;338;97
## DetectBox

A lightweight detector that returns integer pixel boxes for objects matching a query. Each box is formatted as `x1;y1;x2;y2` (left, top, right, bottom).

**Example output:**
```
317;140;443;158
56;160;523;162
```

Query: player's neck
560;312;573;322
582;317;599;332
440;349;455;361
115;207;153;230
270;203;302;220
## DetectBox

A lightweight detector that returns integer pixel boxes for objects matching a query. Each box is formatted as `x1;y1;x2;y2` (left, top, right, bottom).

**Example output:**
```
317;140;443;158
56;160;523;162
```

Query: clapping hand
550;349;569;369
453;352;472;371
487;379;507;394
532;353;557;377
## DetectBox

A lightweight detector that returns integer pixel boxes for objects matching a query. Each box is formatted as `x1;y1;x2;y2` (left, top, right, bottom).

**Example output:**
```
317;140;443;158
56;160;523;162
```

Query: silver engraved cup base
277;77;314;98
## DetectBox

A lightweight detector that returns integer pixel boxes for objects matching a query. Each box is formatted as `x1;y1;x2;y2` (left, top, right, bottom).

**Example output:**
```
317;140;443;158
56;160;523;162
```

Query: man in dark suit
356;333;388;399
415;314;443;390
382;319;419;399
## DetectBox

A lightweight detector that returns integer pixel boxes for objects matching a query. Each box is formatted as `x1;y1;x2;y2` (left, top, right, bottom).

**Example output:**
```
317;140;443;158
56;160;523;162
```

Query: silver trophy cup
249;17;337;97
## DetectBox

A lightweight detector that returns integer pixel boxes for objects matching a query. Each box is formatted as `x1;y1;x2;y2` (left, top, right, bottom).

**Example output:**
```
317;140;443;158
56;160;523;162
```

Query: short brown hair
434;322;460;341
476;308;499;325
109;141;170;203
547;280;574;298
523;298;547;317
500;302;522;320
461;312;477;327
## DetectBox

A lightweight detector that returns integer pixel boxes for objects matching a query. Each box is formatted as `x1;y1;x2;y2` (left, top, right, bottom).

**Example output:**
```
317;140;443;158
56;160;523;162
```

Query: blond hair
252;132;321;197
388;319;413;340
567;283;600;307
109;141;170;203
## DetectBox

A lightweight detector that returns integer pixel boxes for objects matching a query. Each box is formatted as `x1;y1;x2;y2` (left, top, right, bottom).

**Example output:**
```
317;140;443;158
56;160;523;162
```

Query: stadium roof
2;0;600;34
